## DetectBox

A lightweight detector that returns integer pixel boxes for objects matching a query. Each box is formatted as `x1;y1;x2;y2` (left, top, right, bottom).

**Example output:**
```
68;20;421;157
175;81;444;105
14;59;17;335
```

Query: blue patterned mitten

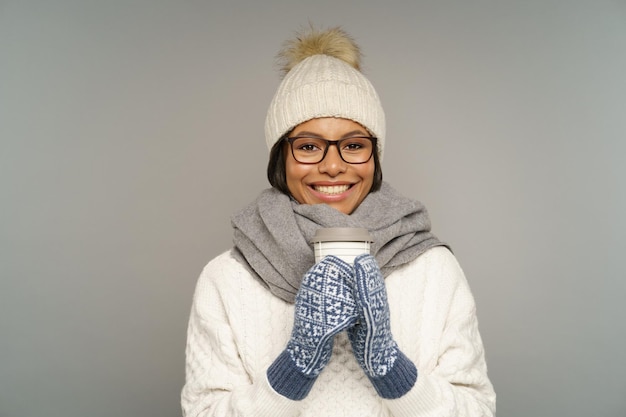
348;254;418;399
267;255;358;400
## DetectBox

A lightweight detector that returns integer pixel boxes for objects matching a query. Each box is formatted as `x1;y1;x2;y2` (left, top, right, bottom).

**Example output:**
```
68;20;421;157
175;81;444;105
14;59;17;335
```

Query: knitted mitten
348;254;418;399
267;255;358;400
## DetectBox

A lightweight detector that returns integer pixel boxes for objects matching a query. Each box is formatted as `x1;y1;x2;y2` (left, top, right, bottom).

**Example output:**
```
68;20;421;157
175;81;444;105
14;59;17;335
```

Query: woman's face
285;117;375;214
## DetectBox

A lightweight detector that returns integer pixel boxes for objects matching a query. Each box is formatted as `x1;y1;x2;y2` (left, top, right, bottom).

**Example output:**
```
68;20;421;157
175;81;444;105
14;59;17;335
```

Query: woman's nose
318;144;347;176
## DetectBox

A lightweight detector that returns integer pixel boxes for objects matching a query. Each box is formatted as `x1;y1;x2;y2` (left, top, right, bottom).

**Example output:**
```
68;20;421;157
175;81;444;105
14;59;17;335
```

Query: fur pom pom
277;26;362;77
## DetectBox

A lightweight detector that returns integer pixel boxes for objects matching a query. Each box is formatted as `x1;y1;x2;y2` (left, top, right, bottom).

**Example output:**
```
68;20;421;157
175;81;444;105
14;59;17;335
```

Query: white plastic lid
311;227;374;243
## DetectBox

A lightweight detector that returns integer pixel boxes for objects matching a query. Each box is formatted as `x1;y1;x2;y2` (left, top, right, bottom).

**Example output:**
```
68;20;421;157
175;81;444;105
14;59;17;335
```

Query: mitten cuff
368;350;418;399
267;350;317;401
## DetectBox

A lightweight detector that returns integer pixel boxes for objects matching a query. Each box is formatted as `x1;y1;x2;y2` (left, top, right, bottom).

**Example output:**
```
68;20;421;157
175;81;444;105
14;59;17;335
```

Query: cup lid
311;227;374;243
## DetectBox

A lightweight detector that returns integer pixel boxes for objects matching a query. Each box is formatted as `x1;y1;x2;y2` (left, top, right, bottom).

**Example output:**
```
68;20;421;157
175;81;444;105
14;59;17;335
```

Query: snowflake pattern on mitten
349;254;399;377
287;255;358;376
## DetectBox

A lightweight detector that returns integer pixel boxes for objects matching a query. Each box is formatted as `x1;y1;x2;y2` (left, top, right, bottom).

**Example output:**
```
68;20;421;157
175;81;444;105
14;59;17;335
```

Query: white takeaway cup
311;228;374;264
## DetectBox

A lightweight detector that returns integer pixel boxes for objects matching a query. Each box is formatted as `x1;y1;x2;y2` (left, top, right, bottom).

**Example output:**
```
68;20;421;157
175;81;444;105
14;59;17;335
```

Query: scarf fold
231;182;447;303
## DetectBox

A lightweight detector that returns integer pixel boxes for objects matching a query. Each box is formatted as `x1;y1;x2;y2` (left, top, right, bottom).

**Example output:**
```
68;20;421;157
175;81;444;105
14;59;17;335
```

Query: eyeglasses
285;136;377;164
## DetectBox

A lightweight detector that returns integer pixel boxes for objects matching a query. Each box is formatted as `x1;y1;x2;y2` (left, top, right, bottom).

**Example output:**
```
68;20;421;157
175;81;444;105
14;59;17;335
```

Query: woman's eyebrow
290;130;324;138
290;129;369;138
341;130;369;138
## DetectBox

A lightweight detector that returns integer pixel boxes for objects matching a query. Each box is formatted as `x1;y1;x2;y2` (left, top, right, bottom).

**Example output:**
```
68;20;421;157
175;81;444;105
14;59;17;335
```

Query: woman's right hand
267;255;358;400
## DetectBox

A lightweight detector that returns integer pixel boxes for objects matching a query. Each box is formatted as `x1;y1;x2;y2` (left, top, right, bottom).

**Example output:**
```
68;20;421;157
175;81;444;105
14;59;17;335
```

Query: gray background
1;1;625;416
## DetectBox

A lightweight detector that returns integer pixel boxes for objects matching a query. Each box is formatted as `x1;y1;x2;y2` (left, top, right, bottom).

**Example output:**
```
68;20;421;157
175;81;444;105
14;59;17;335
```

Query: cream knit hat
264;27;386;159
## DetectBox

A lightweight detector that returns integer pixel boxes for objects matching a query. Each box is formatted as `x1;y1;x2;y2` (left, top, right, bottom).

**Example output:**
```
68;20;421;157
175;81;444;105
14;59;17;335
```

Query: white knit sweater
181;246;495;416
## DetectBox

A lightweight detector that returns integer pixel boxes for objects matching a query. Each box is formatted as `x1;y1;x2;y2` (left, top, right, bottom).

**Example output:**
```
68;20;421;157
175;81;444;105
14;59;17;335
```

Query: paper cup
311;228;374;264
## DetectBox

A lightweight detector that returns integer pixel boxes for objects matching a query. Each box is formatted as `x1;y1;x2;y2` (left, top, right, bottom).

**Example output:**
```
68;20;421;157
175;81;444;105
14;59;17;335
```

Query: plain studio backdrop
1;1;625;416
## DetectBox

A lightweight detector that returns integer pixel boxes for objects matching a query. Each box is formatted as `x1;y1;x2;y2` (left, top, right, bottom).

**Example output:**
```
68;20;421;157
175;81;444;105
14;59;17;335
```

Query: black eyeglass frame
283;136;378;165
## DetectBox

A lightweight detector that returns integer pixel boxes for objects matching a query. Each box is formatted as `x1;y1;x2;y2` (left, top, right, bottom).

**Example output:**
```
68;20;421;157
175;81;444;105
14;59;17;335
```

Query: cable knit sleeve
181;252;300;417
383;247;496;416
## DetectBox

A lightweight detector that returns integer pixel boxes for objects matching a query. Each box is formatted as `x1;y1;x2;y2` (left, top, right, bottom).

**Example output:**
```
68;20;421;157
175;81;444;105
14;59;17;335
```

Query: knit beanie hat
264;27;386;159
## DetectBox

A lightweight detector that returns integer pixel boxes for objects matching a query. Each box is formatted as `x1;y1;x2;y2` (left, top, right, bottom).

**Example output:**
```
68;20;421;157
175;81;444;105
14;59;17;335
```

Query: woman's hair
267;136;383;196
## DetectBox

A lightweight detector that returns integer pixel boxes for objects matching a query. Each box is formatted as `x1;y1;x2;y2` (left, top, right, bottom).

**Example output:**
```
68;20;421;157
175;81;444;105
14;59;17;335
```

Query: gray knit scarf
231;182;447;303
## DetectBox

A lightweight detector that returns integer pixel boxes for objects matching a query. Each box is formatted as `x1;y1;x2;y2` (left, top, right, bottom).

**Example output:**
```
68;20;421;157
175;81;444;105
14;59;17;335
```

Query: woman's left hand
348;254;418;399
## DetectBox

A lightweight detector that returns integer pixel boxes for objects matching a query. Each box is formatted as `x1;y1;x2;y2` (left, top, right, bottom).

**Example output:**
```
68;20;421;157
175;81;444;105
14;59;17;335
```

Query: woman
181;27;496;416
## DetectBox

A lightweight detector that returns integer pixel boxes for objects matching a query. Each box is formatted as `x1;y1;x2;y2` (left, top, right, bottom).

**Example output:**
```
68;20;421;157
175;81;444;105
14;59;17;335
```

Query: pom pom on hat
277;27;363;76
265;27;386;159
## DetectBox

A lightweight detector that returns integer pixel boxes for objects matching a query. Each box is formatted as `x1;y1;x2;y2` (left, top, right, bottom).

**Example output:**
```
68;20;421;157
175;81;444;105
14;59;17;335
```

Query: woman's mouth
312;184;351;195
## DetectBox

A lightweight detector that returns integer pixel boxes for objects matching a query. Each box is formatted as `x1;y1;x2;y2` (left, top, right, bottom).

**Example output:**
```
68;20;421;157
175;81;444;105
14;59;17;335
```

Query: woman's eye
341;138;370;152
298;143;320;152
292;137;325;152
343;142;363;150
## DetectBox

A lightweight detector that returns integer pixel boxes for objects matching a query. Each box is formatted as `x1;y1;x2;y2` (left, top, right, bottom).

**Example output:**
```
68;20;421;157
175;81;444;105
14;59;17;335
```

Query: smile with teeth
313;184;351;195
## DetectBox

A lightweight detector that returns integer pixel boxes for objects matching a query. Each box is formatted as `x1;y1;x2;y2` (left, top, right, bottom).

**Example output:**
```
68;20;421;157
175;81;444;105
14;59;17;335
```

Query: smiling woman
181;26;496;417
